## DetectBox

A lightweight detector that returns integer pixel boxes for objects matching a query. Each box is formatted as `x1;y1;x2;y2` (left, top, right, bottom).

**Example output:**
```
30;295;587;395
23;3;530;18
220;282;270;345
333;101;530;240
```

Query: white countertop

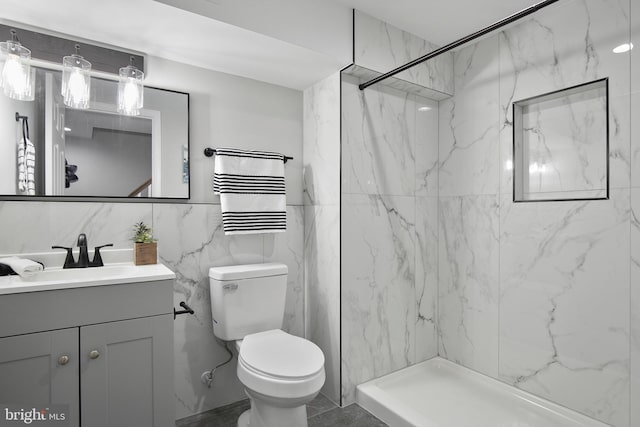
0;261;175;295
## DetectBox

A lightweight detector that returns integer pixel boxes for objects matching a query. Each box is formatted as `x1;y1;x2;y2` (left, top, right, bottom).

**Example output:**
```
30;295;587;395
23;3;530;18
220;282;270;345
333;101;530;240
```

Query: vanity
0;262;176;427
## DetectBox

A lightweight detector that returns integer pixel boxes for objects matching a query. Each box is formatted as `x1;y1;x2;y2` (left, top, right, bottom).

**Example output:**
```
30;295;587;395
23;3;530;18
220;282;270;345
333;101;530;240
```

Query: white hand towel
0;256;44;278
212;148;286;235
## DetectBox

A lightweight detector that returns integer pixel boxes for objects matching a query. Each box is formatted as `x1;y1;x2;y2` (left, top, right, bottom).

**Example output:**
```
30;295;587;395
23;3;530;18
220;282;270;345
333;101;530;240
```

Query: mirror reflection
0;68;189;199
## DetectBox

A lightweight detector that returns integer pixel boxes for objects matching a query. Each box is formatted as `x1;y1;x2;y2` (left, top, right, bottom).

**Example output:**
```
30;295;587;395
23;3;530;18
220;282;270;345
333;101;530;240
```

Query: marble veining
415;96;439;197
341;194;416;404
353;10;453;96
303;73;341;206
631;189;640;427
437;195;500;377
415;197;438;362
303;73;342;404
340;68;439;404
304;205;341;403
499;0;630;194
438;36;501;197
632;93;640;188
0;202;152;254
342;75;416;197
499;190;630;426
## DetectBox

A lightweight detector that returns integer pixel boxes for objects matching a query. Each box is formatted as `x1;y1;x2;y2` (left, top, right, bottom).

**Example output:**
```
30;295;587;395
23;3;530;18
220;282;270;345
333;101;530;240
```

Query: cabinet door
0;328;79;427
80;315;173;427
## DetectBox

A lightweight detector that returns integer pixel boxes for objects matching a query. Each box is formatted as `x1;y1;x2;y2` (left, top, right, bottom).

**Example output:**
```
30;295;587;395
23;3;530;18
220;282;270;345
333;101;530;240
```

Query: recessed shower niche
512;78;609;202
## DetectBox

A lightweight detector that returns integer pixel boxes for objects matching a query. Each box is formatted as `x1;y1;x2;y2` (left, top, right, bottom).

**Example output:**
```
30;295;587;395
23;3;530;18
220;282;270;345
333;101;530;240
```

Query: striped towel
17;137;35;195
213;148;286;235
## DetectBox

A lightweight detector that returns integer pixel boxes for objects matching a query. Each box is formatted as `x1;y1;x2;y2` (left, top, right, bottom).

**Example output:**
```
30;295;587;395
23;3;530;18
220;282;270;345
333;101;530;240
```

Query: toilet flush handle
223;283;238;291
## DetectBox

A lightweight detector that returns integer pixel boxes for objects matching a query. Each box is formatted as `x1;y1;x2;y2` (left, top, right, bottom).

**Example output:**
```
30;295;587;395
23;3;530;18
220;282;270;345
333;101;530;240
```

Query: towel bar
204;147;293;163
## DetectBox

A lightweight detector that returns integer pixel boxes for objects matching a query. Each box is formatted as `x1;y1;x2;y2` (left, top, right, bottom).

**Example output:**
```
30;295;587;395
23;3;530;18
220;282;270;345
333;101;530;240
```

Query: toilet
209;263;325;427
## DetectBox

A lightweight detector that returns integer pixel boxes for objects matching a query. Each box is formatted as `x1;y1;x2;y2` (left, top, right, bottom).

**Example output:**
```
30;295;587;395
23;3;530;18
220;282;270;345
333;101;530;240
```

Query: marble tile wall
632;190;640;427
0;202;152;253
437;0;634;425
0;57;306;421
303;72;342;404
437;195;500;377
499;0;630;194
438;35;500;197
499;191;629;426
630;1;640;426
353;11;454;97
340;73;439;404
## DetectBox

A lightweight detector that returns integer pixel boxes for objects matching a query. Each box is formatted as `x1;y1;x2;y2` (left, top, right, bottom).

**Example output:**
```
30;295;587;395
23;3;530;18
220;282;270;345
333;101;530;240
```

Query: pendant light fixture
62;44;91;109
118;56;144;116
0;29;33;101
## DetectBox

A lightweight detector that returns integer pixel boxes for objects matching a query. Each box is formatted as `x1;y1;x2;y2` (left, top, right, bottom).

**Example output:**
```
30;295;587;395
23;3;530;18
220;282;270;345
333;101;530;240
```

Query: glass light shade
62;54;91;109
0;41;33;101
117;65;144;116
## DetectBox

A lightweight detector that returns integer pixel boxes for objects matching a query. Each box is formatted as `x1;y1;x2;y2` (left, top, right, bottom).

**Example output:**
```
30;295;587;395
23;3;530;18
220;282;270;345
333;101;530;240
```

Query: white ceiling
330;0;540;47
0;0;541;90
0;0;349;89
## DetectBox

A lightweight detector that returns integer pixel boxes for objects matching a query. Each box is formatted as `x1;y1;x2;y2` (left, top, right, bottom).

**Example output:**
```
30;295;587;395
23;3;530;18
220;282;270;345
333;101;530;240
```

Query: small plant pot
134;242;157;265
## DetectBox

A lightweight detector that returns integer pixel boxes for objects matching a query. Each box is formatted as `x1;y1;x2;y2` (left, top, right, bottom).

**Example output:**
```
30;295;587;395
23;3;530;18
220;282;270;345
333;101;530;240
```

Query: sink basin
0;263;175;295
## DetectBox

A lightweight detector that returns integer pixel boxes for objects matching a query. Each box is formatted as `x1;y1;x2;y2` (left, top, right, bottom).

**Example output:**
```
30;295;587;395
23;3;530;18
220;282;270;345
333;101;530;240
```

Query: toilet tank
209;263;288;341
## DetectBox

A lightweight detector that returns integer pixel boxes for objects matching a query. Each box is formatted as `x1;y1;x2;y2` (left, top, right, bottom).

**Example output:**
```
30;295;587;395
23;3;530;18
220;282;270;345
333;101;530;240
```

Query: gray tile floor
175;394;387;427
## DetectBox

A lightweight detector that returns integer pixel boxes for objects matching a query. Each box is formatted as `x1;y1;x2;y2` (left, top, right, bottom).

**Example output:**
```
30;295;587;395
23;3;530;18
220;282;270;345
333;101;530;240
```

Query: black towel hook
15;112;29;146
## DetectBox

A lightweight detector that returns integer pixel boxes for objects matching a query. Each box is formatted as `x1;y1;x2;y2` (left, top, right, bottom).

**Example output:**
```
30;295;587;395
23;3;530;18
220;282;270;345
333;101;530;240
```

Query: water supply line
202;338;234;388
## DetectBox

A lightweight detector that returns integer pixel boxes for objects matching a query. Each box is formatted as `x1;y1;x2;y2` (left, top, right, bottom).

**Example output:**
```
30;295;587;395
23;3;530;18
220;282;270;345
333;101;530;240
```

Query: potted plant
133;221;157;265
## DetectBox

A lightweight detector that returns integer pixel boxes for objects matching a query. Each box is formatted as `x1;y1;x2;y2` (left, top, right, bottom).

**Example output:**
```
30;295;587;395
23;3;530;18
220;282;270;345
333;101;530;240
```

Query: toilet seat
237;329;325;399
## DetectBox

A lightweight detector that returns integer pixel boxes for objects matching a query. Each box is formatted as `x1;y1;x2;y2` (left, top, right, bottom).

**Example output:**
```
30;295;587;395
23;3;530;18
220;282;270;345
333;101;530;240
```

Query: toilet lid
239;329;324;379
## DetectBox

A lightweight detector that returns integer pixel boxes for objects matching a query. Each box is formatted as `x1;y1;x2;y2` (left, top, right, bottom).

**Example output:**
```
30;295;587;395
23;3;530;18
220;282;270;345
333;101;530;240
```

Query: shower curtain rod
358;0;561;91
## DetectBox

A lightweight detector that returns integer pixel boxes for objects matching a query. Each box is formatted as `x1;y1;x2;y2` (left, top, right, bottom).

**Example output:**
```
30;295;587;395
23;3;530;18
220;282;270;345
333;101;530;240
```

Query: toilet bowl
235;329;325;427
209;263;326;427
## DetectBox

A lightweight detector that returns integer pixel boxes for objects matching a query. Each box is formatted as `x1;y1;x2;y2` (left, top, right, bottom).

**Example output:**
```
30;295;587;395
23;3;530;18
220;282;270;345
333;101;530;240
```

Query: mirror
0;67;189;199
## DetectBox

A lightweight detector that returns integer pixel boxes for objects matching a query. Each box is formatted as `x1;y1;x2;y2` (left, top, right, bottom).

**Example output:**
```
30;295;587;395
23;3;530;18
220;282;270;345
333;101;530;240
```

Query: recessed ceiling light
64;127;71;132
418;106;432;112
613;43;633;53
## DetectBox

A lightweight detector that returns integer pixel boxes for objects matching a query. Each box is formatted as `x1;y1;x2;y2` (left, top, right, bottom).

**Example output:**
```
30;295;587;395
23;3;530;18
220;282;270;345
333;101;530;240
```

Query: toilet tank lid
209;263;288;280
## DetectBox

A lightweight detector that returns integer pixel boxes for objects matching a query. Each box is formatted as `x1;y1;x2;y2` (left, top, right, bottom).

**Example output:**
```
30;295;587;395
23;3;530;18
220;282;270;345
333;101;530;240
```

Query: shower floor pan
356;357;609;427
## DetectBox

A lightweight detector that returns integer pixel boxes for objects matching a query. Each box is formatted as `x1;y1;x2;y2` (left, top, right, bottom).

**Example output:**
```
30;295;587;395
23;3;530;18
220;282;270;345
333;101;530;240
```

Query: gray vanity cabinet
0;328;80;424
80;315;173;427
0;279;174;427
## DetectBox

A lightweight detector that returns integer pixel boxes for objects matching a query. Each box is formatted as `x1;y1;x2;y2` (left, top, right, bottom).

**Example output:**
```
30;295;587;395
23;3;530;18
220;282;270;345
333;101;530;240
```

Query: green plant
133;221;156;243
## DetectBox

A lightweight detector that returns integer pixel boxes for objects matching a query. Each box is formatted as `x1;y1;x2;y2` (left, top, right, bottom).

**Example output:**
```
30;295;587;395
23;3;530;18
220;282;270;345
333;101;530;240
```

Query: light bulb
117;63;144;116
0;39;32;100
2;55;27;93
62;52;91;109
67;70;88;104
123;80;139;111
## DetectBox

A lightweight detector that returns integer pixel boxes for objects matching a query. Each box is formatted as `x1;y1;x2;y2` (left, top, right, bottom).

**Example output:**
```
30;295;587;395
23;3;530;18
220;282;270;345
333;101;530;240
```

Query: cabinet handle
89;350;100;360
58;355;70;366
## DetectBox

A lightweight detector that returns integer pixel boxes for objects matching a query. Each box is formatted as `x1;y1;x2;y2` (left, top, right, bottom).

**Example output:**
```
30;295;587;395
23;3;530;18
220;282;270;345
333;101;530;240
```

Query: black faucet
76;233;90;268
52;234;113;269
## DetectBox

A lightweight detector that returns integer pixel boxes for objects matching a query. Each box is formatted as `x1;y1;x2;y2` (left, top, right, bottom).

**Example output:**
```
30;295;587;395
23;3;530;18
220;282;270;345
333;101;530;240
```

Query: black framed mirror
0;67;189;200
